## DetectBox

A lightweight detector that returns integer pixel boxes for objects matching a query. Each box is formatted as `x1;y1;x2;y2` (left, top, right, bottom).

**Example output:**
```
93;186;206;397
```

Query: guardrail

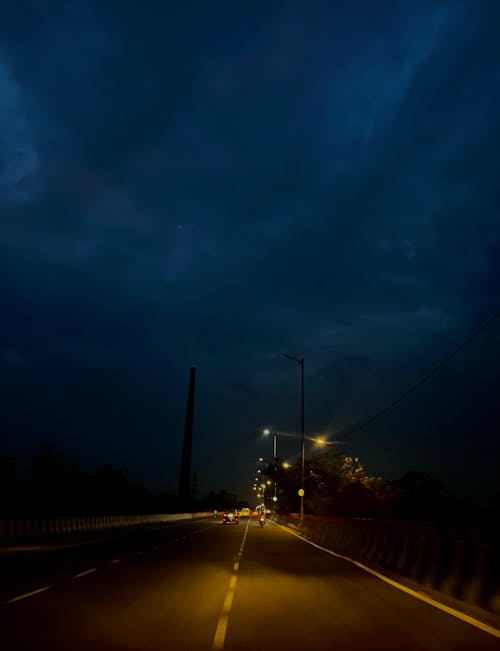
273;513;500;615
0;512;212;545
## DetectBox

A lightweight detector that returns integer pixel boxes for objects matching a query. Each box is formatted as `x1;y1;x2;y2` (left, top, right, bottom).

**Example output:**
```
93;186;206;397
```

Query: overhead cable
335;309;500;439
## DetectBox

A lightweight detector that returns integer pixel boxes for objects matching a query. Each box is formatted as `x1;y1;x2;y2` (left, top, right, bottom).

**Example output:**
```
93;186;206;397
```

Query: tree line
0;442;182;518
0;443;249;519
1;443;495;522
264;452;497;523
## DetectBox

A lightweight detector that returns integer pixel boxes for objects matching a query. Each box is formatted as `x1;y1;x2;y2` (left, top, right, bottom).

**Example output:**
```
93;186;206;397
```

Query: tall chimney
178;367;196;502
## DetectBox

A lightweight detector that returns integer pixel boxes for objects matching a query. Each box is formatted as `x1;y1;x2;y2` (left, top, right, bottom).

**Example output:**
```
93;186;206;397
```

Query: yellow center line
4;585;52;604
213;616;229;650
222;591;234;613
72;567;98;579
212;517;250;650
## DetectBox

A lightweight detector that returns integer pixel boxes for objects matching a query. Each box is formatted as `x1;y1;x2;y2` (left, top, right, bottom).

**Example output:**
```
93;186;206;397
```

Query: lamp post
263;429;279;507
282;353;305;525
263;428;278;461
260;482;267;511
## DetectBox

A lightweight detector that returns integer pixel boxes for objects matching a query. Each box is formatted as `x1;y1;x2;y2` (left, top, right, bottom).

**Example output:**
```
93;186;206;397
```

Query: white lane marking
72;567;98;579
278;523;500;640
4;585;52;604
212;517;250;650
109;558;123;565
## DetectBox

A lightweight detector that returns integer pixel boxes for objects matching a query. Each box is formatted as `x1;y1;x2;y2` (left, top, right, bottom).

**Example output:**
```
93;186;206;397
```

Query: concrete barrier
273;513;500;615
441;539;466;599
0;512;211;546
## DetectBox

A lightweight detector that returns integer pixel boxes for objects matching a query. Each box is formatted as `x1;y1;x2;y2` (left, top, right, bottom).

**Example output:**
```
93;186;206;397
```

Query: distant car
222;511;239;524
239;508;250;517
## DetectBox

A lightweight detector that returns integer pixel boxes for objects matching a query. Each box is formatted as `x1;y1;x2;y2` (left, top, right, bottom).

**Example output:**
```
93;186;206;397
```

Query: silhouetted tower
178;367;196;503
191;469;199;500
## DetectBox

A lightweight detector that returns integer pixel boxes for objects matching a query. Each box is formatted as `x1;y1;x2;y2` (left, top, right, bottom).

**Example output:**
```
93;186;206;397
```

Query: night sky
1;1;499;505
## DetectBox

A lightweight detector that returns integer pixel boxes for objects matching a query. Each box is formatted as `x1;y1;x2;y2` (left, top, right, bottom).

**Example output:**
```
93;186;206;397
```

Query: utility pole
282;353;305;525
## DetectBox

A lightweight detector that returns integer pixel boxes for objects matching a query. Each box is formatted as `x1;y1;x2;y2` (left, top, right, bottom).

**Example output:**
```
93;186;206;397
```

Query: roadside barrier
274;513;500;615
0;512;211;545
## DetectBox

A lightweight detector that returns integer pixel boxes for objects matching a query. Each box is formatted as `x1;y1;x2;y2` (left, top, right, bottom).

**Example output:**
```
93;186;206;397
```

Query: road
0;517;499;650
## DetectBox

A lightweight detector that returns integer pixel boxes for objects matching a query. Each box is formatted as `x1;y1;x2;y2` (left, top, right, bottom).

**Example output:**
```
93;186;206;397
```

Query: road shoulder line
275;522;500;640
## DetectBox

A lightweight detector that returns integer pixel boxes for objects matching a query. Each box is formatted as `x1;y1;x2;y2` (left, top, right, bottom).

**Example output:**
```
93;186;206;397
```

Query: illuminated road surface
0;518;499;650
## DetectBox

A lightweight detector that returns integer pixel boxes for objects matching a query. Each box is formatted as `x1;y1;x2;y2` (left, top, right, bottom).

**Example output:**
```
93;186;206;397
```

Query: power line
335;309;500;440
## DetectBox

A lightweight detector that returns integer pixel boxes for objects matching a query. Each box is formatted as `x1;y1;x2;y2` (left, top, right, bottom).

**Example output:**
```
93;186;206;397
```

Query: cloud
0;58;39;202
0;0;499;498
0;348;25;368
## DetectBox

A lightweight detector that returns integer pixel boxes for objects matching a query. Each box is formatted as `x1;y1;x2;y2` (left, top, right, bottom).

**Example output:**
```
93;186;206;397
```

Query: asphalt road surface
1;517;499;650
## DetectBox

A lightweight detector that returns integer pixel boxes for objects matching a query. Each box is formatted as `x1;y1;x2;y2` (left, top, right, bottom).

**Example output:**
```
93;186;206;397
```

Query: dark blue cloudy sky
1;1;499;503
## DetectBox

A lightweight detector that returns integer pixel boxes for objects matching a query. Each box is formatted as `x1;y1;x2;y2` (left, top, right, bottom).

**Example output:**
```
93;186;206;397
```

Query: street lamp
259;482;266;508
263;428;278;461
263;428;281;507
282;352;305;525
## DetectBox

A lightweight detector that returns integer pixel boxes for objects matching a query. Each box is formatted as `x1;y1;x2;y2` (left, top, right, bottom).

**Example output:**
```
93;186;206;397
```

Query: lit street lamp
315;437;345;447
314;437;347;455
